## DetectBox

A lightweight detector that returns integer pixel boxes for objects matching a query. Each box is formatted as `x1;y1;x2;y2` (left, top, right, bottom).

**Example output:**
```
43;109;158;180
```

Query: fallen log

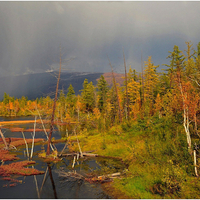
98;172;121;179
56;169;119;184
82;153;98;157
56;169;85;182
85;172;122;183
58;151;96;157
59;152;123;161
58;153;79;157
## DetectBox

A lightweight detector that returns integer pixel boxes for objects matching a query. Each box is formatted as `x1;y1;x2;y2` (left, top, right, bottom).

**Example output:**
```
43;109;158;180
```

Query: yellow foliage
93;107;101;119
154;93;162;112
127;79;140;104
38;150;47;158
9;101;13;110
65;113;71;122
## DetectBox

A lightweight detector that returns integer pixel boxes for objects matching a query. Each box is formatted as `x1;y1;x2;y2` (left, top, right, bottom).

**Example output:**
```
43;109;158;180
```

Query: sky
0;1;200;77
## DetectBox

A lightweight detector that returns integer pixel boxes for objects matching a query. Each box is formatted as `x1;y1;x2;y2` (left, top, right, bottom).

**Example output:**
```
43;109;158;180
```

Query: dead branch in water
0;128;8;150
58;152;97;157
56;168;121;184
30;116;37;159
74;129;83;158
21;131;29;158
56;169;85;182
59;141;68;157
59;152;122;161
36;106;54;152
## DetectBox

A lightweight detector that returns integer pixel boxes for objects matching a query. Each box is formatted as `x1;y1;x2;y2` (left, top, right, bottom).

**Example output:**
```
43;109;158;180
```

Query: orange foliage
93;108;101;119
0;161;44;177
0;150;19;161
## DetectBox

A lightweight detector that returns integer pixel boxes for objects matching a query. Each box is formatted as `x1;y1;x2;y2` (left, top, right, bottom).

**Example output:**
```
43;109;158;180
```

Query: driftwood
98;172;121;179
59;152;98;157
85;172;121;183
56;169;121;184
0;128;8;150
30;116;37;159
59;152;123;162
21;131;29;158
56;169;85;182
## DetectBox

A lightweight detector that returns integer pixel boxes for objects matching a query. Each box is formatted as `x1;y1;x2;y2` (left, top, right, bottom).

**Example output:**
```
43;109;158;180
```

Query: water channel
0;116;124;199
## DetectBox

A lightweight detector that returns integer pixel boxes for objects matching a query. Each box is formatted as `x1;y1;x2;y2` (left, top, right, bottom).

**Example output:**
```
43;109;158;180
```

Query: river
0;116;124;199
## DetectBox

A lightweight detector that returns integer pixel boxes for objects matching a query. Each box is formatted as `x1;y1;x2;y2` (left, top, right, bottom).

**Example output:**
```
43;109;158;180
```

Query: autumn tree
143;56;159;116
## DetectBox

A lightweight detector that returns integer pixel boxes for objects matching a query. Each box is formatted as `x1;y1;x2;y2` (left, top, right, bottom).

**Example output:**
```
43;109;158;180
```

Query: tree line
1;41;200;150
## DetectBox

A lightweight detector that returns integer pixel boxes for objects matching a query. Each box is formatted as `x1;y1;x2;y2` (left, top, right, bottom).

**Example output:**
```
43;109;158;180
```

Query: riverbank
0;119;48;125
68;116;200;199
1;116;200;198
0;119;76;126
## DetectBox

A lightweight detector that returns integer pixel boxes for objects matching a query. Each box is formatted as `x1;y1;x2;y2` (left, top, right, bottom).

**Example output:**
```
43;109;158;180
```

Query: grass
68;116;200;199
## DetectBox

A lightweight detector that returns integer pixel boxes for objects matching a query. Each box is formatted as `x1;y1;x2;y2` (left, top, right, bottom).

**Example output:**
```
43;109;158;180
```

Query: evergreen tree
144;56;159;116
165;45;185;89
66;84;76;116
97;75;109;112
3;92;10;105
81;79;95;112
67;84;75;98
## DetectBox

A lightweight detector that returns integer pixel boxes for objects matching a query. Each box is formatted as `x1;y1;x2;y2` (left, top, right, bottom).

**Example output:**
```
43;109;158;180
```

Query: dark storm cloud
0;1;200;76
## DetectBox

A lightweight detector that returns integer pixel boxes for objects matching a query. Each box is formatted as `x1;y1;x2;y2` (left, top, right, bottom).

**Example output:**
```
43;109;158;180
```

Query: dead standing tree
46;46;62;155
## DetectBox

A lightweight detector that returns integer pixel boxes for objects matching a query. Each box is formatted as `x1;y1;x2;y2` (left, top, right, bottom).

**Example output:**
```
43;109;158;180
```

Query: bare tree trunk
47;46;62;155
36;106;54;151
194;150;199;177
21;131;29;158
30;116;37;159
123;50;130;120
177;71;192;154
108;57;122;123
74;129;83;157
0;128;8;150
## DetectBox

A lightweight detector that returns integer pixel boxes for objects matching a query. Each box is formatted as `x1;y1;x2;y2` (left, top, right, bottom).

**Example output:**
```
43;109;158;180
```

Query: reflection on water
0;117;125;199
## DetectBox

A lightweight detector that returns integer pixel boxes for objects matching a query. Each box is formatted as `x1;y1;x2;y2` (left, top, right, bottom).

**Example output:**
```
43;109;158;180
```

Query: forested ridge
1;41;200;198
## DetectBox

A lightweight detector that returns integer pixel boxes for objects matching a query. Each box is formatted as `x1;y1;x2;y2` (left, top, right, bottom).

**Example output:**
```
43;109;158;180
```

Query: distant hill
0;72;103;100
0;71;126;100
101;72;125;86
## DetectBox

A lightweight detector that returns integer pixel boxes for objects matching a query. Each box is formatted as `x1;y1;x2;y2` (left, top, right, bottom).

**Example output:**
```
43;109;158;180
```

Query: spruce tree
81;79;95;112
97;75;109;112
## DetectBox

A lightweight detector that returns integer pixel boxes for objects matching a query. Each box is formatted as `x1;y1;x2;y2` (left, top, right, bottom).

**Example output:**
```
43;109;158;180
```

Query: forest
1;41;200;198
